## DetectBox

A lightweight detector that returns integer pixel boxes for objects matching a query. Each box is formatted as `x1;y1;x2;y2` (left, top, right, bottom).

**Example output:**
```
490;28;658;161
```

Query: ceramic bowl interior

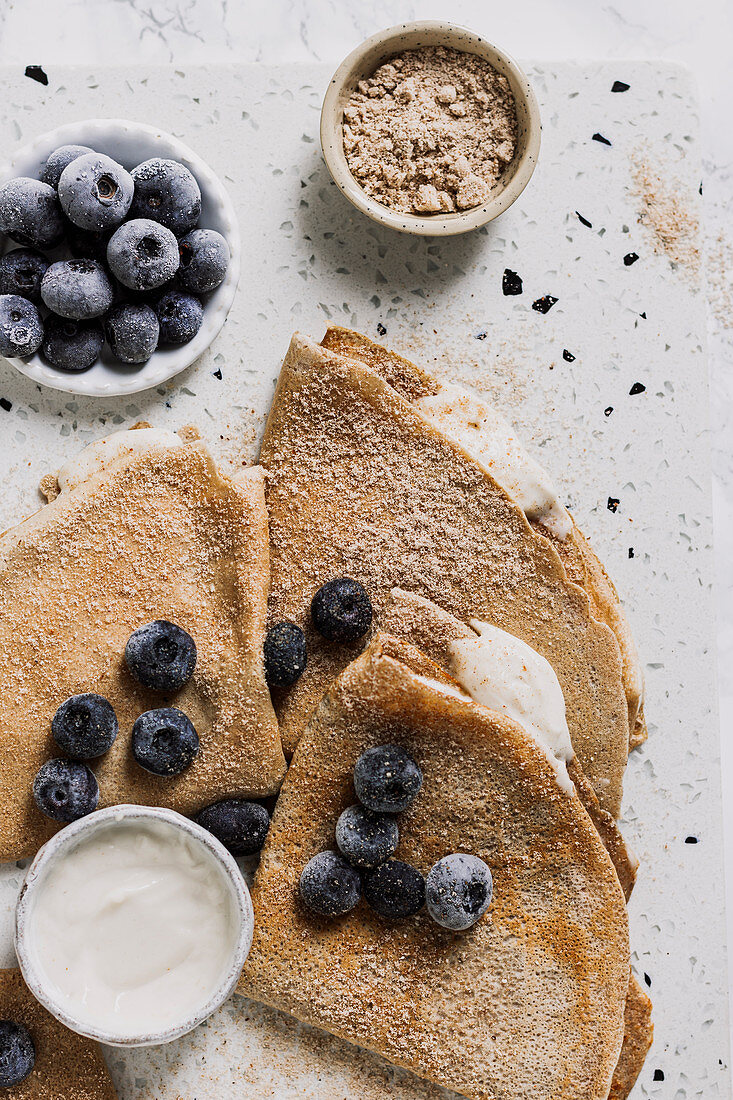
14;804;253;1047
0;118;240;397
320;21;541;236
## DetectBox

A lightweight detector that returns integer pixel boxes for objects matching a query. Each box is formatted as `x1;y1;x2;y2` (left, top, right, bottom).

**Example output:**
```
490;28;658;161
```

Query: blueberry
299;850;361;917
0;1020;35;1087
425;854;493;931
311;578;372;643
363;859;425;919
42;316;103;372
335;804;398;869
132;707;199;776
354;744;423;814
0;248;49;304
58;152;134;231
64;220;111;263
154;289;203;346
196;799;270;856
125;619;197;691
105;302;159;364
0;177;63;250
41;259;114;320
51;693;118;759
0;295;43;358
41;143;95;189
263;621;307;688
107;218;179;292
178;229;229;294
33;758;99;822
130;158;201;236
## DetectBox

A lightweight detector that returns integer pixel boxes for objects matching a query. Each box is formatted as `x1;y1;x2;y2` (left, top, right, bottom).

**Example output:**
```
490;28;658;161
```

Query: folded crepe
259;331;629;816
0;967;117;1098
0;426;286;861
380;587;638;900
239;636;631;1100
321;326;646;751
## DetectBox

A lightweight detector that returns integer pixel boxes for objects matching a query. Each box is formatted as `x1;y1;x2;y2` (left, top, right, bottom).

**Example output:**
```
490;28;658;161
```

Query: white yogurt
448;620;575;793
24;816;241;1041
416;383;572;540
57;427;183;493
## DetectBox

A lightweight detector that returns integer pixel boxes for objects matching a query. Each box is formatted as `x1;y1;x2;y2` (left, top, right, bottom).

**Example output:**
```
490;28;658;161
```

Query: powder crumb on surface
630;157;700;274
342;46;517;216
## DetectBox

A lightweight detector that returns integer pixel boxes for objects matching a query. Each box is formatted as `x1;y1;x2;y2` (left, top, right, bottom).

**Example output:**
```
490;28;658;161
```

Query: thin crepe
321;325;646;750
239;637;630;1100
380;587;638;900
0;968;117;1099
0;436;286;861
260;332;629;816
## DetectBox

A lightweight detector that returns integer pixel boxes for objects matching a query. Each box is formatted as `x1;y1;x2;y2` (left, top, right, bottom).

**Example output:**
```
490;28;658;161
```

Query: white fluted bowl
0;118;240;396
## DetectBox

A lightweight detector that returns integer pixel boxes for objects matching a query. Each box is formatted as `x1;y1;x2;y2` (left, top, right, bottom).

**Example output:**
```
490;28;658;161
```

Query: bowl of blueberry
0;118;240;396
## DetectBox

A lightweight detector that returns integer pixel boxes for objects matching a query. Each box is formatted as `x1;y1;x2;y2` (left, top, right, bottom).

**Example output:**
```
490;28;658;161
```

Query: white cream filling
57;427;183;493
448;620;575;794
416;383;572;540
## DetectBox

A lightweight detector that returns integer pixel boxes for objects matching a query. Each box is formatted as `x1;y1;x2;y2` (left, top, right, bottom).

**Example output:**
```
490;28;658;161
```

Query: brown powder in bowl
342;45;518;216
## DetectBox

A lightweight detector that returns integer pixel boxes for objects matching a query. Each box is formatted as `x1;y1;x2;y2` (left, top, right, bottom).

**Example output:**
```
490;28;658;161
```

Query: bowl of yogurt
14;804;254;1046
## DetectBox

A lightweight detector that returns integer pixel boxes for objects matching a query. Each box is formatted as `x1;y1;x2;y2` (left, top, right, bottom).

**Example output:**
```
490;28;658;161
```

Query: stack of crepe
236;327;652;1100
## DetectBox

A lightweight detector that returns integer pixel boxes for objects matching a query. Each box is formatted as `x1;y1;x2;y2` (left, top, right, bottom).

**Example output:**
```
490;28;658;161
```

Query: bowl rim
14;803;254;1047
0;117;241;397
320;20;541;236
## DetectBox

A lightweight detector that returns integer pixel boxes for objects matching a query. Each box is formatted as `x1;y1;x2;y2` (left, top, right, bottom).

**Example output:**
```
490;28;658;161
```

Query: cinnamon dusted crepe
380;587;638;900
321;325;646;751
0;428;286;861
239;636;631;1100
0;968;116;1099
259;331;629;816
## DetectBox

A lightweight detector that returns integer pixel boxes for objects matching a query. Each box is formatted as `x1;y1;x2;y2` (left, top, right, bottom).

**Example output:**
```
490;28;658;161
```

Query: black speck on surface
629;381;646;395
624;252;639;266
25;64;48;85
639;311;647;319
653;1070;665;1082
607;496;620;513
699;180;703;196
643;971;651;987
612;80;630;93
628;548;634;558
604;406;613;417
474;331;487;340
576;211;593;228
685;835;699;844
502;268;523;296
212;368;222;380
562;349;575;362
592;132;612;146
532;295;558;314
0;397;11;412
376;322;387;336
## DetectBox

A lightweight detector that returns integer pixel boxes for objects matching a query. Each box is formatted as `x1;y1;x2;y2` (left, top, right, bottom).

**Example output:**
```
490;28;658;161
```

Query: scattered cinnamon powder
342;46;517;215
630;157;700;274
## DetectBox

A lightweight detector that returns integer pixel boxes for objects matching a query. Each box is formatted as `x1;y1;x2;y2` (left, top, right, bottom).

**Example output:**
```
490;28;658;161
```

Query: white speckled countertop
0;2;730;1097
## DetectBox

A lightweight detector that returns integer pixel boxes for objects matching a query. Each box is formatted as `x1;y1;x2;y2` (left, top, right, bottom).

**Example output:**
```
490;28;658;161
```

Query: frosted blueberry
58;152;134;231
41;259;114;320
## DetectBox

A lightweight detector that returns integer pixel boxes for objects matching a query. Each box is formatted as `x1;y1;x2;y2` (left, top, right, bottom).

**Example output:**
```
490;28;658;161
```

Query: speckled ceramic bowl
0;118;240;397
321;21;541;236
15;804;254;1047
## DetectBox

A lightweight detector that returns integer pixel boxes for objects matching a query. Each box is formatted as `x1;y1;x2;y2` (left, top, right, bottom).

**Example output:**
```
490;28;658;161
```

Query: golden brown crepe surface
0;968;117;1099
0;440;286;860
240;639;630;1100
260;332;628;816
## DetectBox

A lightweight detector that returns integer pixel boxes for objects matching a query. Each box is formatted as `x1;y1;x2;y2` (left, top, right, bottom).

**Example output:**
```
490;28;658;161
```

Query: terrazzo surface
0;61;726;1098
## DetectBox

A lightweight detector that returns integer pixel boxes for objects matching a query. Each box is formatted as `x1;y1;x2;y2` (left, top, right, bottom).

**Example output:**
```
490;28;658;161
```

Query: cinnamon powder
342;46;518;216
